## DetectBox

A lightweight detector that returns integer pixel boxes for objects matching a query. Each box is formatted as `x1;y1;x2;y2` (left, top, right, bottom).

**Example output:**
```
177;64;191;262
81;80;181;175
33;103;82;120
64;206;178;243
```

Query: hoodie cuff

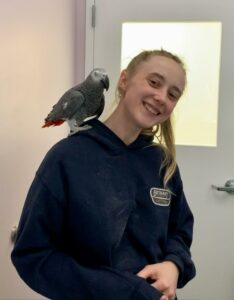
132;280;162;300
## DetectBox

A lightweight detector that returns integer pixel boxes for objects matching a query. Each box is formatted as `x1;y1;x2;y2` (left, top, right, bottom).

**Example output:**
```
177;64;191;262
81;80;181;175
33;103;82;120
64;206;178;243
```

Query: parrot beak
101;75;109;91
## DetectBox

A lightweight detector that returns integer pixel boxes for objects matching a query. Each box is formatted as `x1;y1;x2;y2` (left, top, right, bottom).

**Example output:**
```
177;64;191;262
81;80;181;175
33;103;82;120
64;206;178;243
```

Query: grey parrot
42;68;109;134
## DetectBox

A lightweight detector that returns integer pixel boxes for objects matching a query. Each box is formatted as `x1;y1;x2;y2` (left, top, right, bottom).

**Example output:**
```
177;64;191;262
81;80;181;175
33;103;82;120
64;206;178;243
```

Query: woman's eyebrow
149;72;165;81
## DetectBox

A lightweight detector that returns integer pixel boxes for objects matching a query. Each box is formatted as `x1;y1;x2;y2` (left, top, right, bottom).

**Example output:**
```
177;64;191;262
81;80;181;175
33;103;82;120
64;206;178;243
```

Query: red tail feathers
42;119;65;128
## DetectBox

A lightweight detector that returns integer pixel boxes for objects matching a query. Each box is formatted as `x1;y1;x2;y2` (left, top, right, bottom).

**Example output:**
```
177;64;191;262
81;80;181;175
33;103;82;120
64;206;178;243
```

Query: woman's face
118;55;186;130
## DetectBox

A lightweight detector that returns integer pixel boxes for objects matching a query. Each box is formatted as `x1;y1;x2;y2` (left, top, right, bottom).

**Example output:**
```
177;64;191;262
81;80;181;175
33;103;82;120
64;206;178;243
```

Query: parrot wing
44;90;85;122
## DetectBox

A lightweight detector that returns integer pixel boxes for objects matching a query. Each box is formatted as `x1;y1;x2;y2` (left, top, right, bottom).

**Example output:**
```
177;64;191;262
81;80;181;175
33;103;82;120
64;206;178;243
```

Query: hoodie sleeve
164;167;196;288
11;174;162;300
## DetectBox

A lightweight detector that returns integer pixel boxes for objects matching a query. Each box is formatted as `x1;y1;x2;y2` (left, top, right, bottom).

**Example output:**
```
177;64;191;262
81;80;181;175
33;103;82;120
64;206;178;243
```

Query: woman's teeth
144;103;159;116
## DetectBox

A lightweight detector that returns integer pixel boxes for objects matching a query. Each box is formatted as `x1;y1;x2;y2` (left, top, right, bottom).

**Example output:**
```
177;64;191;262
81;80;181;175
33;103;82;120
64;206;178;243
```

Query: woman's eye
168;93;178;101
149;79;161;87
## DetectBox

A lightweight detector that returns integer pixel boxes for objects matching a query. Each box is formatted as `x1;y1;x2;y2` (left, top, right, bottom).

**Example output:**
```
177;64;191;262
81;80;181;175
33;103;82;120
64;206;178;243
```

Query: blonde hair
118;49;186;189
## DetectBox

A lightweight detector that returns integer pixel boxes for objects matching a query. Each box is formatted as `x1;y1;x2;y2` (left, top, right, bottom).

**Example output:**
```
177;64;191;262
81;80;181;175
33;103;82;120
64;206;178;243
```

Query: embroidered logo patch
150;188;171;206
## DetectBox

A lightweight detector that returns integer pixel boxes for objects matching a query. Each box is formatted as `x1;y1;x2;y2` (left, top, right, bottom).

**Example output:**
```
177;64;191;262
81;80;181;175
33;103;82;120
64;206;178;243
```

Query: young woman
11;49;196;300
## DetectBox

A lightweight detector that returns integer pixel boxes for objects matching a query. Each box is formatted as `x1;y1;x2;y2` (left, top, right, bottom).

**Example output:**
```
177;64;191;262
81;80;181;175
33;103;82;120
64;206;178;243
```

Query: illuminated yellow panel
121;22;222;146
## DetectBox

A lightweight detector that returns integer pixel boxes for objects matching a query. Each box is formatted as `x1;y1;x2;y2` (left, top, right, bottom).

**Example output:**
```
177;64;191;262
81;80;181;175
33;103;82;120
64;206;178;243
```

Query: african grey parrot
42;68;109;134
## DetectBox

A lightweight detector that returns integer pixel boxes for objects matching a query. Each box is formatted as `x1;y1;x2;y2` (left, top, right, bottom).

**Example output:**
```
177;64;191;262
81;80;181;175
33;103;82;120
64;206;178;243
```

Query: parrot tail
42;119;65;128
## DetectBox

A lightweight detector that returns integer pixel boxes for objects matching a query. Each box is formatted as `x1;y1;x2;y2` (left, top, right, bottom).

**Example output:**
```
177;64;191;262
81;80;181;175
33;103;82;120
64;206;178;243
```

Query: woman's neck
104;108;141;145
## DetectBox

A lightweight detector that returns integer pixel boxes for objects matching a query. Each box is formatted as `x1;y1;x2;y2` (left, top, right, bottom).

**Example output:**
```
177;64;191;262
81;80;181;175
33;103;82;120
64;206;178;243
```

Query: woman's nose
153;88;167;104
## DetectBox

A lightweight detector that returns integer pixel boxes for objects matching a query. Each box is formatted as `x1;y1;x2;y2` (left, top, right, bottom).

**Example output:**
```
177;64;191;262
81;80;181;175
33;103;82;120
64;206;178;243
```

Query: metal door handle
212;179;234;194
11;225;18;243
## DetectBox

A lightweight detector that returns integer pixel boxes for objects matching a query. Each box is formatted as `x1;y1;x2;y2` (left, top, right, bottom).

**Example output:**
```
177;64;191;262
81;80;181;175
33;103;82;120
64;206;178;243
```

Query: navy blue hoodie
11;119;195;300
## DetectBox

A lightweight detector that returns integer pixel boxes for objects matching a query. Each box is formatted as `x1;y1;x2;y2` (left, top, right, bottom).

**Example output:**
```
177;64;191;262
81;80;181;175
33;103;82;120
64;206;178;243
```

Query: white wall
0;0;85;298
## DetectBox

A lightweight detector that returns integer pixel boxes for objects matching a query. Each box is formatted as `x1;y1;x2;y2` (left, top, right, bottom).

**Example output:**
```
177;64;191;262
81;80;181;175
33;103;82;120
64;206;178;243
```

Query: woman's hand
137;261;179;300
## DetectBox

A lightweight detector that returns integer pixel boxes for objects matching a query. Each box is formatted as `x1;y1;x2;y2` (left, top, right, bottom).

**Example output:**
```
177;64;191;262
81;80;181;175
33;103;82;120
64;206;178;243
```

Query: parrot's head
91;68;109;91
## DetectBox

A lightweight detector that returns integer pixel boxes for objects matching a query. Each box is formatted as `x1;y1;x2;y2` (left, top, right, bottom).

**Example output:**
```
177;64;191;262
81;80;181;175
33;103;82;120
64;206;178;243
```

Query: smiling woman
107;52;185;138
11;49;195;300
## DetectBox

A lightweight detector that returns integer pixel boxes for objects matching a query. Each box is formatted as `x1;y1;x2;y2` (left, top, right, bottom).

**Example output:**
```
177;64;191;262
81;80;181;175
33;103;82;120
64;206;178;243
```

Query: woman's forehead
138;55;182;72
136;55;186;88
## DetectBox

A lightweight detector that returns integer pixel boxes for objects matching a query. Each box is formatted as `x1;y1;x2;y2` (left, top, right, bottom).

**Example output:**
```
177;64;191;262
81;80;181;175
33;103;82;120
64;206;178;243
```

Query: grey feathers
42;68;109;134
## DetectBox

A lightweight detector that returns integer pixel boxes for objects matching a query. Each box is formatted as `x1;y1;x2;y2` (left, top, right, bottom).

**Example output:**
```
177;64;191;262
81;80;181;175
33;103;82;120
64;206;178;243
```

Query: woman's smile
142;100;161;117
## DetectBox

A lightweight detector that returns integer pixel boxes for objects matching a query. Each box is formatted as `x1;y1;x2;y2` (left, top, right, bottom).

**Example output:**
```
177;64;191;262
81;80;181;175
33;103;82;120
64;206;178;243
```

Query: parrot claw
68;125;92;136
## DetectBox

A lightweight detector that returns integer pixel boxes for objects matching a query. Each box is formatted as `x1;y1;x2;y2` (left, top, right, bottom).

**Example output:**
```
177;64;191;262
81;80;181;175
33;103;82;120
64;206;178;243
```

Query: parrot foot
68;125;92;136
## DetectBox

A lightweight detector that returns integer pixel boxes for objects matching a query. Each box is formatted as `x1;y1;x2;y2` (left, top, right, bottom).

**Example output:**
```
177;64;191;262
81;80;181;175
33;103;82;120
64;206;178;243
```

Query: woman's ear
118;70;128;94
